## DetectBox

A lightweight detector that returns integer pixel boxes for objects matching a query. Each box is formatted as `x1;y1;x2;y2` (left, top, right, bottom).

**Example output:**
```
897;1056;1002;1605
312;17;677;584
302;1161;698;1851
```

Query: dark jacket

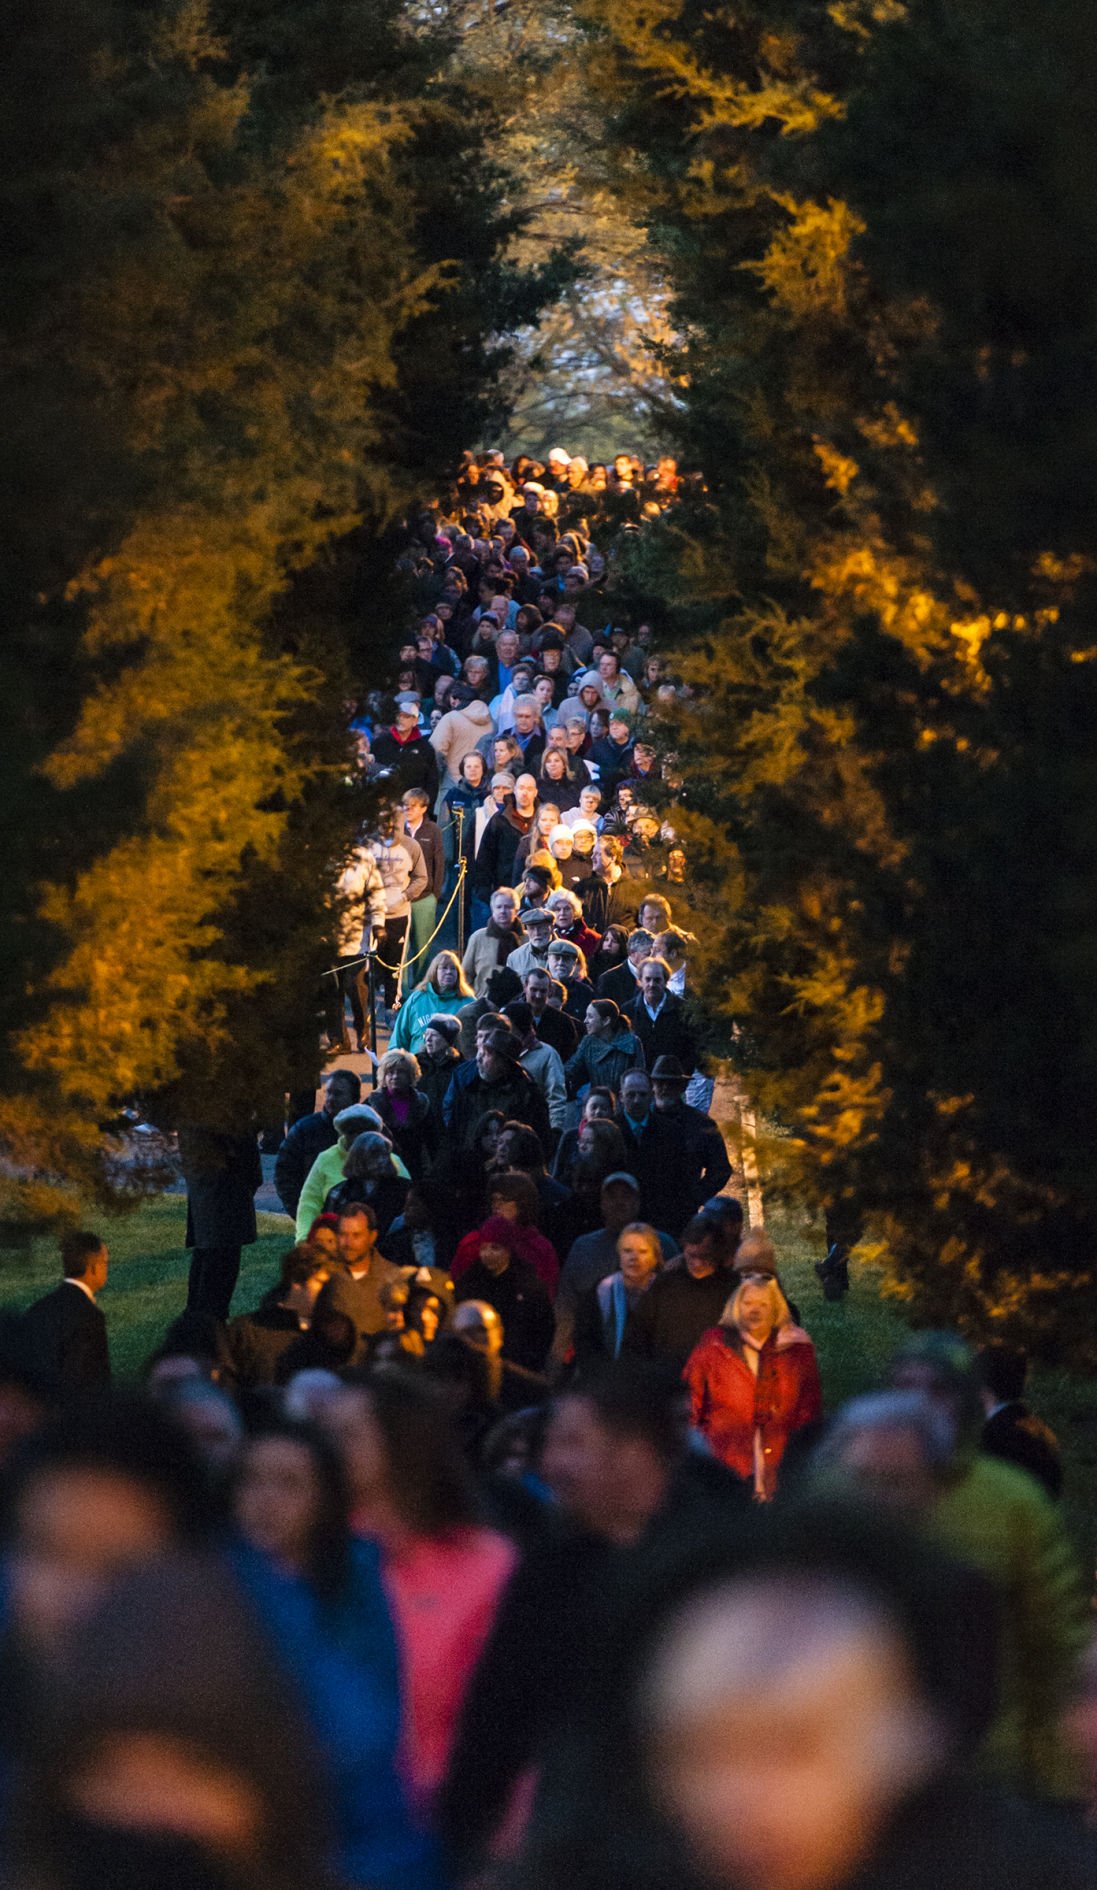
371;1087;439;1180
626;991;698;1073
444;1061;552;1155
621;1265;731;1369
323;1173;410;1240
225;1295;305;1390
179;1127;262;1249
273;1109;338;1218
649;1100;732;1222
532;1003;579;1062
407;817;445;899
576;873;634;936
596;959;641;1007
371;726;439;800
588;736;634;789
21;1281;110;1390
472;807;534;898
454;1258;555;1374
981;1403;1063;1501
416;1046;464;1122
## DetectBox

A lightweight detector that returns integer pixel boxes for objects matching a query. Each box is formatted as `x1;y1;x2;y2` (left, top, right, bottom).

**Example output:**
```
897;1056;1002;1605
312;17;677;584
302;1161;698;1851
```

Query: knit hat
425;1013;462;1044
491;771;517;790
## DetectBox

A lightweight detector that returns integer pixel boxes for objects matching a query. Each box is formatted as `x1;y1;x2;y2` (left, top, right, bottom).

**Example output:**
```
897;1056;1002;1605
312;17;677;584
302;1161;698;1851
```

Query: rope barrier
323;861;467;981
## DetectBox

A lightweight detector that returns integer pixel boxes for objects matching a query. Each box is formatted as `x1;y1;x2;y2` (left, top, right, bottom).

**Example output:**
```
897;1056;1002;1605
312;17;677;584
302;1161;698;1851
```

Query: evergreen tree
0;0;557;1225
583;0;1097;1360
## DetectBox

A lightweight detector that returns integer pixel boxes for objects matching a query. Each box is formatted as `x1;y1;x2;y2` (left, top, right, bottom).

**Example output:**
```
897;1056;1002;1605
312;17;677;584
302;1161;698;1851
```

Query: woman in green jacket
390;951;473;1054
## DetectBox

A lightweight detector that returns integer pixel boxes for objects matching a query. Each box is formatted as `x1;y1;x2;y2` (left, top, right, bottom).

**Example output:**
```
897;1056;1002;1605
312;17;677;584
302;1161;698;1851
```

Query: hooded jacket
430;697;494;801
368;833;429;920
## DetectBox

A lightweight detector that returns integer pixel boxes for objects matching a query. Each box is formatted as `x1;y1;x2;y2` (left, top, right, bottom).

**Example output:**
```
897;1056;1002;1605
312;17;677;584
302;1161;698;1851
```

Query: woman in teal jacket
564;998;644;1100
390;951;473;1054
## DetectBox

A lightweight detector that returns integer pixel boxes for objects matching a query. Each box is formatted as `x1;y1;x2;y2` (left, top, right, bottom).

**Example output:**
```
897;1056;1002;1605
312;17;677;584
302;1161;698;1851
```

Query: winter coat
415;1046;464;1125
274;1109;339;1217
454;1259;555;1374
444;1061;552;1157
520;1038;568;1132
368;833;429;921
626;990;699;1074
372;726;439;801
472;807;535;898
683;1323;822;1497
323;1172;410;1240
564;1026;644;1099
462;921;524;998
430;698;494;800
225;1295;307;1390
371;1088;438;1181
336;847;389;956
296;1142;412;1242
621;1265;732;1370
390;984;468;1054
505;940;554;983
440;781;486;867
179;1127;261;1249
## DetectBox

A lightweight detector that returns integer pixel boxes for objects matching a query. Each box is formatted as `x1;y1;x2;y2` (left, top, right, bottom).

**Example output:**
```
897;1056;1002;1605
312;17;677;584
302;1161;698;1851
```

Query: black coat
472;809;535;898
532;1005;579;1061
323;1172;409;1239
21;1281;111;1390
620;1264;730;1369
626;991;698;1073
447;1063;552;1157
416;1047;465;1123
596;960;641;1008
225;1296;304;1390
179;1128;261;1249
981;1403;1063;1501
648;1101;732;1227
273;1110;338;1217
371;1087;439;1180
371;727;439;800
454;1258;555;1374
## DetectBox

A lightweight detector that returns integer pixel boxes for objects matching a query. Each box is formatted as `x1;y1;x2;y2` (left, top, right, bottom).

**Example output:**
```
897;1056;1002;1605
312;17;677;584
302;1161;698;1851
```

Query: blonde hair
616;1222;662;1267
418;950;473;999
720;1273;790;1334
378;1048;421;1084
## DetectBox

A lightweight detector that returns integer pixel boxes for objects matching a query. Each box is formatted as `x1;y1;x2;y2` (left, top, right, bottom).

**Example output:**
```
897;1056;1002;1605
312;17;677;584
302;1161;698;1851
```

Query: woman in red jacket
683;1273;822;1499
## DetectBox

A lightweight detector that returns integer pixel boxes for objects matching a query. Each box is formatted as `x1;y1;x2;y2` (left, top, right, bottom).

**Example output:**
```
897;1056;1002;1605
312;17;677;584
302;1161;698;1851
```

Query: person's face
547;952;574;982
525;972;550;1012
580;687;601;711
737;1283;775;1341
383;1063;412;1095
514;705;537;735
619;1233;661;1290
422;1027;447;1060
599;654;618;678
362;1142;392;1179
527;918;553;952
640;964;667;1006
566;722;585;750
337;1213;375;1269
543;648;562;673
402;794;426;826
498;635;519;664
544;742;564;772
546;725;568;756
640;902;664;932
836;1426;941;1516
653;1078;685;1112
436;956;459;990
477;1046;505;1082
10;1469;176;1656
462;756;485;787
551;832;573;859
584;1004;606;1037
490;1193;521;1223
621;1075;652;1119
395;708;419;735
683;1239;718;1280
234;1436;322;1572
542;1397;617;1526
515;776;538;814
601;1182;640;1233
524;491;541;512
491;892;517;928
283;1267;329;1320
479;1240;511;1276
643;1580;939;1890
84;1244;110;1295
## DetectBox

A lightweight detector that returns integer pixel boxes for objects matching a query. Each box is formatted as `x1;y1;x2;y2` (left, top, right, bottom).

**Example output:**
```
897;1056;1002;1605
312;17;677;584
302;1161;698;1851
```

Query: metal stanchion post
455;806;466;957
366;943;379;1085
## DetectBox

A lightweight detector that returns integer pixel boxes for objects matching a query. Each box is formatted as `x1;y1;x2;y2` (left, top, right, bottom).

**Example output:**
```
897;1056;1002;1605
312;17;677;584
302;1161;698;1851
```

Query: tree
0;0;556;1226
582;0;1097;1361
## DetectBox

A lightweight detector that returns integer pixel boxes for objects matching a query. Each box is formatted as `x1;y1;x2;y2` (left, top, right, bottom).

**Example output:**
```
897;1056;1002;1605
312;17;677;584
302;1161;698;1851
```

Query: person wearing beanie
414;1013;466;1123
452;1217;554;1374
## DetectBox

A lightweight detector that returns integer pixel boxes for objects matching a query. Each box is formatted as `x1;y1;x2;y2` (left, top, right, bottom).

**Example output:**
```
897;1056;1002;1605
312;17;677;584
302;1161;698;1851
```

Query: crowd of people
4;447;1097;1890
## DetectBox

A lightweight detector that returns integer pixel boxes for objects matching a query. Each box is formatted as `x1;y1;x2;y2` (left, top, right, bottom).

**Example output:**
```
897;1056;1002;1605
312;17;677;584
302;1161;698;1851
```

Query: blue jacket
230;1540;441;1890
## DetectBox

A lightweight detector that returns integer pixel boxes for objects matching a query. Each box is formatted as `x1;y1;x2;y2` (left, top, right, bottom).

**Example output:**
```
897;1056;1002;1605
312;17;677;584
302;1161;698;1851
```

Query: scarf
485;918;524;965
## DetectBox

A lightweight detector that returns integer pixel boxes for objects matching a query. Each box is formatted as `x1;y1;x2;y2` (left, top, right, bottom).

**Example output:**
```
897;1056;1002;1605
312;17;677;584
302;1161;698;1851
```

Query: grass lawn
0;1196;294;1381
2;1193;1092;1566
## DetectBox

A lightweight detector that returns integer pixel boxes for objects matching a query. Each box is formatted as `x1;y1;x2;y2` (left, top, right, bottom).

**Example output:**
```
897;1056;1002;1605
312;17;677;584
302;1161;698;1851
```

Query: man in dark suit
626;956;698;1072
22;1230;111;1390
978;1342;1063;1500
179;1125;262;1321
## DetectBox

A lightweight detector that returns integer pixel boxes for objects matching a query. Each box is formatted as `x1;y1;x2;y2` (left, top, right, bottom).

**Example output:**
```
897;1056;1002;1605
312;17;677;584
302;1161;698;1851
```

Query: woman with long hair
323;1133;409;1239
390;949;473;1055
326;1371;517;1818
538;744;580;810
683;1272;821;1499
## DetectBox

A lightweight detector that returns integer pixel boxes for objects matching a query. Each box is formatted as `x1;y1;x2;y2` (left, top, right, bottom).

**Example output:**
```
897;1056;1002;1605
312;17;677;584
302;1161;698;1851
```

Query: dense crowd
5;448;1097;1890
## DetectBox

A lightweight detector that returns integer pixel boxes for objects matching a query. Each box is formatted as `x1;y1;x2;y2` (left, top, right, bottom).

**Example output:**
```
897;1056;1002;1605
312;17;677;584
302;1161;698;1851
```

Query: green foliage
0;0;556;1223
583;0;1097;1362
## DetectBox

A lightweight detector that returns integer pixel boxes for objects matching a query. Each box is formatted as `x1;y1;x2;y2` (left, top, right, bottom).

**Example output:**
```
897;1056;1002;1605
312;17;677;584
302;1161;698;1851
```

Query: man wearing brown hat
446;1024;551;1157
371;693;439;801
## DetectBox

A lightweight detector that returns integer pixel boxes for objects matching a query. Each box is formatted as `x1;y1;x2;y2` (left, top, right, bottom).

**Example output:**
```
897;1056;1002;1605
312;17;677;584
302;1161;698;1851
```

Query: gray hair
818;1390;956;1474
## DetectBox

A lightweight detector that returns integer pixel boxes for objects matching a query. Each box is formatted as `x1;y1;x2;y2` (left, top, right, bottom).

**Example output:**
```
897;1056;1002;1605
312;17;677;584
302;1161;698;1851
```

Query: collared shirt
642;997;666;1022
65;1276;97;1304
